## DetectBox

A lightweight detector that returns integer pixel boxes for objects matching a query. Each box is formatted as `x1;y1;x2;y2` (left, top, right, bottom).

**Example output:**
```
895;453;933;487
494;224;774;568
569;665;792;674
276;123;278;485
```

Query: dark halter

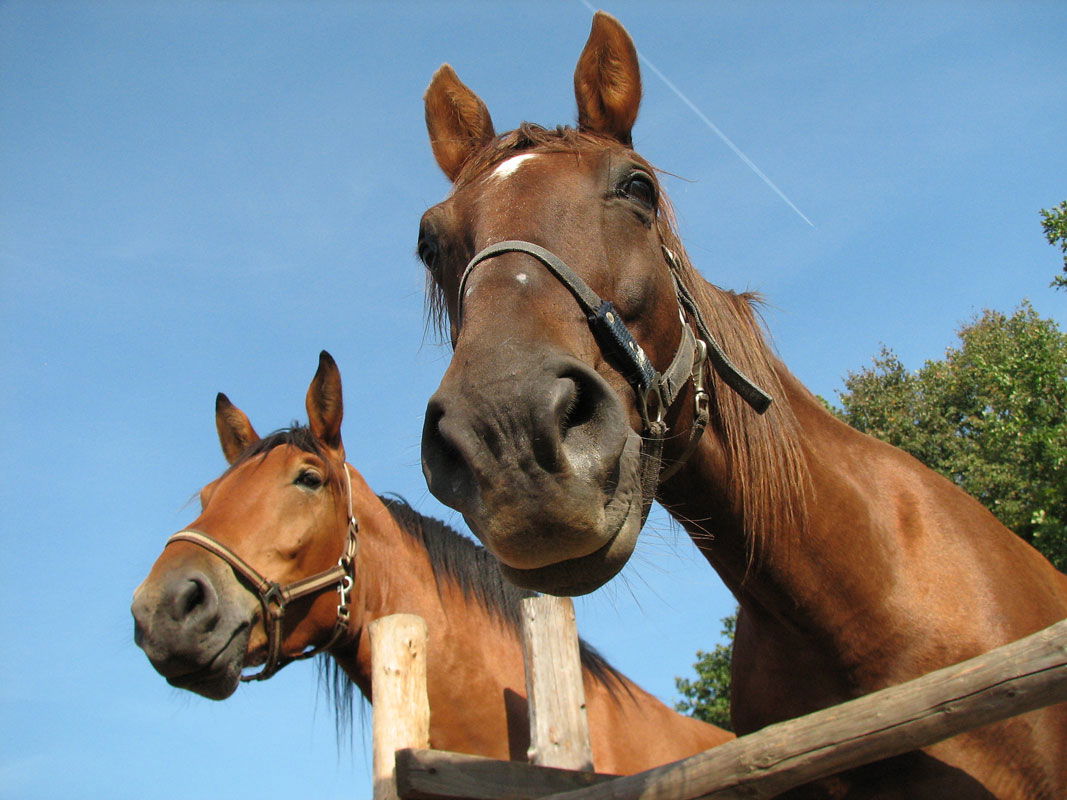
164;464;359;682
458;240;771;512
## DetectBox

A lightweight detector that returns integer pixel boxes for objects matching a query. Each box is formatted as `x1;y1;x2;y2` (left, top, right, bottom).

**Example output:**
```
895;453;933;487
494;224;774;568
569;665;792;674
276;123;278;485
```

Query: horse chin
499;431;645;596
499;508;640;595
164;625;251;701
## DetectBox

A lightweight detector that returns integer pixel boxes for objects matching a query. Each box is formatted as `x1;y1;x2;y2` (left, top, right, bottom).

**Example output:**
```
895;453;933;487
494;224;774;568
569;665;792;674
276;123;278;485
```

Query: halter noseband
165;464;359;682
458;241;771;503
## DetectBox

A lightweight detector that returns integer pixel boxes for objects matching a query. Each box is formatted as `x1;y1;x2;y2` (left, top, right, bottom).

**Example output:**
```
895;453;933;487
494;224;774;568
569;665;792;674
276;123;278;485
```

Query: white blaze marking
491;153;538;181
516;272;529;284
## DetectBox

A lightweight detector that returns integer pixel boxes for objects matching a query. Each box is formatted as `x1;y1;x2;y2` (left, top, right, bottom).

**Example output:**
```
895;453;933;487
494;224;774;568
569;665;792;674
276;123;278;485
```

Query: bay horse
416;11;1067;798
131;351;731;774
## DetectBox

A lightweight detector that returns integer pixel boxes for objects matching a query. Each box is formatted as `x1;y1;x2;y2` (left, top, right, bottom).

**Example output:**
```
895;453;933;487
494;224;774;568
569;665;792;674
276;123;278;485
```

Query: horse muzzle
131;565;254;700
421;351;644;594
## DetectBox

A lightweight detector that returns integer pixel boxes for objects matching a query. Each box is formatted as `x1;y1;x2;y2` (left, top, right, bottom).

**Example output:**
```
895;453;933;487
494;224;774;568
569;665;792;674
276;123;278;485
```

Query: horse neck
664;357;1067;653
658;347;813;582
329;470;527;755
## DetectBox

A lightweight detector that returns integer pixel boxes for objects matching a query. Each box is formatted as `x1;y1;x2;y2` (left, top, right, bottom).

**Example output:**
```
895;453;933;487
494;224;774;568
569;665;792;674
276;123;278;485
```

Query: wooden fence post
370;614;431;800
520;595;594;772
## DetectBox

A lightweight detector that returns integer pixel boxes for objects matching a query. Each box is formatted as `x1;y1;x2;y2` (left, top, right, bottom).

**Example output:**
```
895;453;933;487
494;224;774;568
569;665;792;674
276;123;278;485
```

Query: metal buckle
336;573;353;618
262;583;286;616
662;245;681;272
638;383;667;435
692;339;710;421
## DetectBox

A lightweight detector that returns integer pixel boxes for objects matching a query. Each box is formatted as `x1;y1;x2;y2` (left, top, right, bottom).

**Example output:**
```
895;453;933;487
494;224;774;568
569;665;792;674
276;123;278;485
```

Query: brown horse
131;351;730;774
415;11;1067;798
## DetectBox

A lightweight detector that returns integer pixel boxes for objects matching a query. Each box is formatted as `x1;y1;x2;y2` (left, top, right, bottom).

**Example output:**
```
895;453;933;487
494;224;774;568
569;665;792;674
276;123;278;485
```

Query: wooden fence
370;601;1067;800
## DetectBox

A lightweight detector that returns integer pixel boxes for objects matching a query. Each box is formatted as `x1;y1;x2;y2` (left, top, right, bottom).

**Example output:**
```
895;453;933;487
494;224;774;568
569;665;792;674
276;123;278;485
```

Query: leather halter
458;241;771;500
165;464;359;682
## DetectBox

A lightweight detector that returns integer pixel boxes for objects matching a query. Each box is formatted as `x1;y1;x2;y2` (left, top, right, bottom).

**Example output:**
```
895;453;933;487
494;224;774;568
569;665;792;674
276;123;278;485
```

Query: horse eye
294;470;323;490
622;174;657;209
417;234;440;271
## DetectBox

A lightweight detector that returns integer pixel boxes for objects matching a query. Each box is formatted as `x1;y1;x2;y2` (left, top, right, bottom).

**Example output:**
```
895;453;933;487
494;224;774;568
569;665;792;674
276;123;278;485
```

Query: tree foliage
1041;201;1067;290
674;613;735;730
837;302;1067;570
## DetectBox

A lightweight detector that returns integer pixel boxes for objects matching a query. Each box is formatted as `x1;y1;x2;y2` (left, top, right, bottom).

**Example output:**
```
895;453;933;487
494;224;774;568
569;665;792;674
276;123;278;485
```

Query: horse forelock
225;425;320;467
221;425;350;487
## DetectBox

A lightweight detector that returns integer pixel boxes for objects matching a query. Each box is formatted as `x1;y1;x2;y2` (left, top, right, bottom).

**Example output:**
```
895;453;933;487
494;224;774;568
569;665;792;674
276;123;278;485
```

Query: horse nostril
539;377;583;471
181;579;205;616
168;573;217;624
556;374;599;432
547;359;625;485
421;394;474;511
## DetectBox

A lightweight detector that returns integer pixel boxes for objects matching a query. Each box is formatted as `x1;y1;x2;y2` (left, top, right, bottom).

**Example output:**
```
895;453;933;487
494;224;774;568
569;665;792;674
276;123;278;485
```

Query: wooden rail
396;749;616;800
544;618;1067;800
371;605;1067;800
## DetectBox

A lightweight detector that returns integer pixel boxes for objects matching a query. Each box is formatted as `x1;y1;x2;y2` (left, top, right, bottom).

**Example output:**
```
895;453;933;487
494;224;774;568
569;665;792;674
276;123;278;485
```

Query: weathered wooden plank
396;748;617;800
541;617;1067;800
520;596;594;771
371;614;431;800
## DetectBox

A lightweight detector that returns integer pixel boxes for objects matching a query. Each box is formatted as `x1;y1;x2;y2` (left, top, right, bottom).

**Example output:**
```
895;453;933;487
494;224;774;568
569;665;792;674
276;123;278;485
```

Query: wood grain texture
371;614;431;800
396;748;617;800
520;596;594;771
541;617;1067;800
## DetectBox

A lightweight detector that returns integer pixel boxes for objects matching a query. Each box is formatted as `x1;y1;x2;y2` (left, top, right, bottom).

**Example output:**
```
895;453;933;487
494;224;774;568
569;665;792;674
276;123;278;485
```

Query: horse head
419;13;755;595
132;352;357;698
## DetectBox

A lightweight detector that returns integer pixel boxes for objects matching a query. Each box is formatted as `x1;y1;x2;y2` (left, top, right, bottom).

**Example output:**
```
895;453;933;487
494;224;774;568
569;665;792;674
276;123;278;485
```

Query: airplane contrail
577;0;816;228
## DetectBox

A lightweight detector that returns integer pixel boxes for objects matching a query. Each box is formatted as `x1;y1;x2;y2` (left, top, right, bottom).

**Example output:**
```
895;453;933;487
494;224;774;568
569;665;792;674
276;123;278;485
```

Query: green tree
674;612;735;730
837;302;1067;570
1041;201;1067;290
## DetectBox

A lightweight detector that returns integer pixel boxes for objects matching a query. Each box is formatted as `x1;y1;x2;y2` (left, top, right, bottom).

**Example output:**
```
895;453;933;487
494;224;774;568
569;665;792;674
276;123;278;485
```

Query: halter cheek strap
165;464;359;682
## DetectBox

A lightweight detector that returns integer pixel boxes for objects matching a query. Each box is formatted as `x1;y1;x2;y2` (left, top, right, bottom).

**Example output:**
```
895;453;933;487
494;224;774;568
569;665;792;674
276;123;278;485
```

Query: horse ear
574;11;642;146
216;393;260;465
425;63;496;182
306;350;345;458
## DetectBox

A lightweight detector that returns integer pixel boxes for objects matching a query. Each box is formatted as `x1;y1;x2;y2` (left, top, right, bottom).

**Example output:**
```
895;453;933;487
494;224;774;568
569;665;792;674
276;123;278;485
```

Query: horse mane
653;201;810;564
424;123;810;564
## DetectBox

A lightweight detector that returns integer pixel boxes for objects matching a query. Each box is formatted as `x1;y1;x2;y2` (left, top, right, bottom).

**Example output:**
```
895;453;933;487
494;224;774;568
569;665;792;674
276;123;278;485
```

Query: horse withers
131;351;731;773
415;11;1067;798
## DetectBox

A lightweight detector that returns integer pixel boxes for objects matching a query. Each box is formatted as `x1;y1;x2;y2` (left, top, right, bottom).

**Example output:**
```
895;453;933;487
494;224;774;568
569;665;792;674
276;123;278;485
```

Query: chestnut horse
415;11;1067;798
132;351;730;774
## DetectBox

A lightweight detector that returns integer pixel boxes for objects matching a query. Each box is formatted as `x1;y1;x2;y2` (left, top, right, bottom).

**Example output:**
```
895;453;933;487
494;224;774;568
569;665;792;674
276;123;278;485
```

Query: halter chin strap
458;240;771;496
165;464;359;682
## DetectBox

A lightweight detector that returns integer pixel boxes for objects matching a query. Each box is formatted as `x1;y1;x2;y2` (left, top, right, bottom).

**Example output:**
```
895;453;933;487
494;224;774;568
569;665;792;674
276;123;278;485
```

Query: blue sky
2;2;1064;798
